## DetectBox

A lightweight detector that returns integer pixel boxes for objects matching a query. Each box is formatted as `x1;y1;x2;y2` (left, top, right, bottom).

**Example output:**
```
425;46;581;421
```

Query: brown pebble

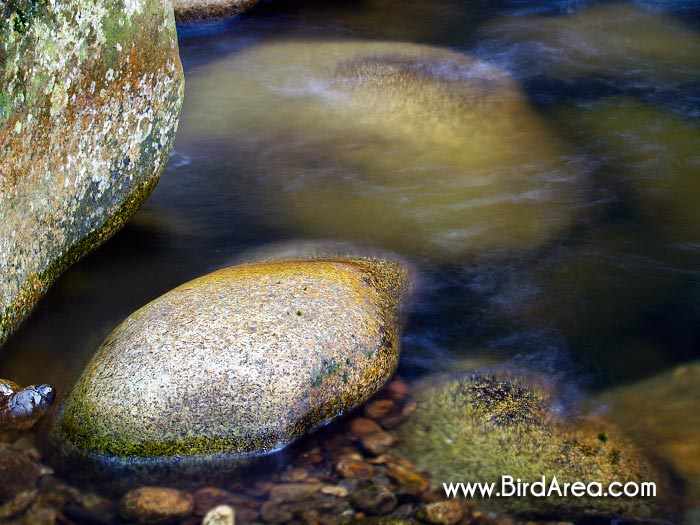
377;399;418;429
335;455;374;480
363;399;395;420
194;487;248;516
259;500;293;523
349;418;383;437
385;378;410;400
269;483;322;504
119;486;194;524
237;508;259;524
0;450;40;506
415;501;465;525
359;431;396;456
281;467;309;482
386;463;430;496
320;485;349;498
0;489;38;520
350;483;397;515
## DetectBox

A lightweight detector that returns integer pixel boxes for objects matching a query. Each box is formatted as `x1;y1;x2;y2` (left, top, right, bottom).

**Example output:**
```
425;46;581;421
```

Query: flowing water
2;0;700;511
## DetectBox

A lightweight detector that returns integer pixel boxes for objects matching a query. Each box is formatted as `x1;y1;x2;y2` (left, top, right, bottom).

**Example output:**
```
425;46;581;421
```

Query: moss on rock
46;256;412;484
395;368;672;519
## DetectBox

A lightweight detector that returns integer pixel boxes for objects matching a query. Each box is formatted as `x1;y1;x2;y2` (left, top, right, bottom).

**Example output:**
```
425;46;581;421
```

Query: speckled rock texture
47;257;412;483
173;0;259;22
395;369;671;520
597;362;700;500
0;0;185;346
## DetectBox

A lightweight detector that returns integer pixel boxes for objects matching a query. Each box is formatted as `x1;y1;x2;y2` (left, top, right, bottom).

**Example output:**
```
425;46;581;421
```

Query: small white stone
202;505;235;525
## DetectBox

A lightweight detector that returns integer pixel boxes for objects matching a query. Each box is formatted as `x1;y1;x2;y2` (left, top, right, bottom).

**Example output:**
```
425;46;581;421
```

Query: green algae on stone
47;257;412;483
180;40;586;262
395;369;671;519
597;362;700;501
0;0;185;346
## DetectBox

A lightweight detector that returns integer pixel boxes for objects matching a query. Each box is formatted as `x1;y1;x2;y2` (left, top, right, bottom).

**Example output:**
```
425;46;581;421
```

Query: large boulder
0;0;185;346
46;256;412;484
395;368;671;519
180;40;586;262
597;362;700;501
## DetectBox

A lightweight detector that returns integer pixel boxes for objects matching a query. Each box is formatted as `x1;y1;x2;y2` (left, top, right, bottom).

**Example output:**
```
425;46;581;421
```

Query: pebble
194;487;248;516
350;483;398;515
260;500;293;523
359;431;396;456
202;505;235;525
415;501;465;525
385;462;430;496
0;489;38;519
0;450;40;505
335;455;375;480
321;485;349;498
119;486;195;524
363;399;395;420
349;418;383;437
269;483;322;503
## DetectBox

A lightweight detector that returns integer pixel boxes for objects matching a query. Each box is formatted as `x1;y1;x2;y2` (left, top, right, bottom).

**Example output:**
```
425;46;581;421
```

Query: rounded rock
47;257;412;483
182;40;586;262
395;368;671;519
119;486;194;524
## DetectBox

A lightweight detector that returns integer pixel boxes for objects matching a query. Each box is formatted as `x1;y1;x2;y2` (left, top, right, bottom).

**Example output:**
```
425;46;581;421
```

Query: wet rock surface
47;257;412;482
0;380;55;431
0;0;184;345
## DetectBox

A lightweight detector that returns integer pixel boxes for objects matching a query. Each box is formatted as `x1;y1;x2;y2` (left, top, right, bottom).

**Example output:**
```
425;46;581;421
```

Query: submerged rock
481;3;700;84
597;362;700;500
119;486;195;524
47;256;412;483
181;40;586;261
173;0;259;22
0;379;55;431
555;97;700;246
395;369;670;519
0;0;185;345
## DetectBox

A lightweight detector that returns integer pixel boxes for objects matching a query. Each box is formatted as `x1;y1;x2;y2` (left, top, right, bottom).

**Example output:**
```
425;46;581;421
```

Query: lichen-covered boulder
395;369;670;519
180;40;585;262
47;257;412;483
173;0;259;22
0;0;185;345
597;362;700;501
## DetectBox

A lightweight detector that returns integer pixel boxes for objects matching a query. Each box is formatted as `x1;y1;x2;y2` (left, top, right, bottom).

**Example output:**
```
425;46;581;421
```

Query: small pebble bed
0;378;570;525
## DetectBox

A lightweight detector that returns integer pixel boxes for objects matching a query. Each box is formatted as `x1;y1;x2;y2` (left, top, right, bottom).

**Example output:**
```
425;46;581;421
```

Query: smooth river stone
395;368;672;519
47;257;412;484
481;3;700;84
180;40;586;262
597;362;700;501
0;0;184;345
